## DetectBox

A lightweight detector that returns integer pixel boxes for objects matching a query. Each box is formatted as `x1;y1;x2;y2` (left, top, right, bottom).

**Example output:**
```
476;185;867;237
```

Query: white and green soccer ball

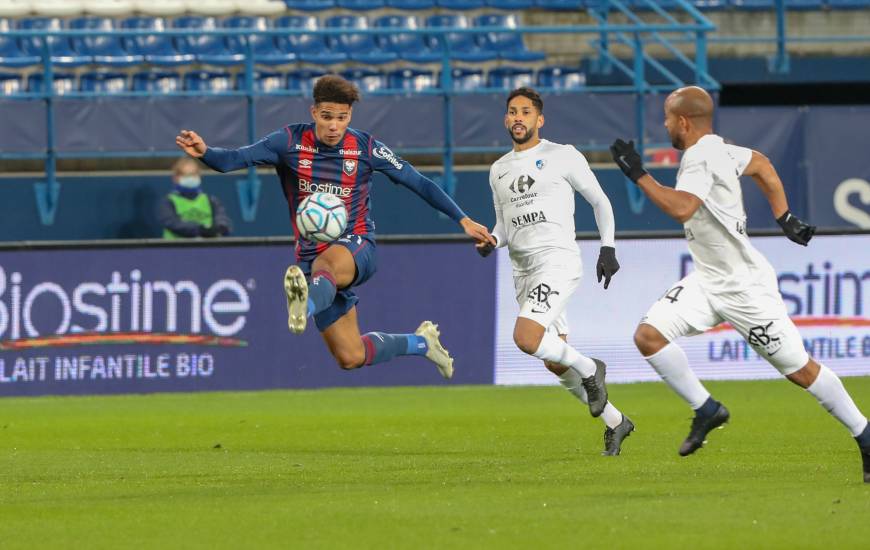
295;192;348;243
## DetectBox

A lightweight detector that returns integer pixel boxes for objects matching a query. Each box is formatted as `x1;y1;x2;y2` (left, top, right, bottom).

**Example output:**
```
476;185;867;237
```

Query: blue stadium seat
69;17;143;67
475;14;546;63
374;15;441;64
121;17;194;67
534;0;585;9
325;15;398;65
425;14;497;62
80;71;128;94
132;71;182;93
0;73;25;95
27;73;77;95
274;16;348;65
19;17;92;67
174;16;244;66
729;0;824;8
336;0;387;8
388;68;437;92
443;67;485;90
487;67;534;89
341;68;387;93
828;0;870;8
284;0;336;9
224;16;296;66
236;71;286;92
0;19;41;67
436;0;485;8
286;69;328;94
385;0;437;8
486;0;535;8
183;71;234;93
537;65;585;90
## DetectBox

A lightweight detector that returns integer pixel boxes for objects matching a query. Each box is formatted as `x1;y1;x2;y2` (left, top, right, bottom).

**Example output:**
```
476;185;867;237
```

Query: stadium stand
131;70;182;92
0;17;40;67
324;15;399;65
224;15;297;66
425;14;499;62
274;15;348;65
474;13;547;62
18;17;92;66
70;17;143;67
121;16;195;66
173;16;244;66
373;14;442;64
387;67;437;91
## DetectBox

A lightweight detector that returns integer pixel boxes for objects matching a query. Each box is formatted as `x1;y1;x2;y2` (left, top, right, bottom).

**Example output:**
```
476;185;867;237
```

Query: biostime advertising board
0;242;496;397
495;235;870;385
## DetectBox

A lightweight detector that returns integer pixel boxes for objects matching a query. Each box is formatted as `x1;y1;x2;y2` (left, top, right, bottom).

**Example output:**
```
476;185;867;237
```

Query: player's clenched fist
175;129;207;158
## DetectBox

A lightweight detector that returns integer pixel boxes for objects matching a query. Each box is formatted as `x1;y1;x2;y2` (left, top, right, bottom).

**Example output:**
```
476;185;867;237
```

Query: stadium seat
534;0;585;9
828;0;870;7
243;0;287;15
81;0;133;16
30;0;83;16
183;70;233;93
728;0;824;8
274;16;347;65
341;68;387;93
132;70;182;93
130;0;186;16
425;14;497;63
26;72;76;95
69;17;143;67
436;0;485;8
283;0;335;10
385;0;436;8
475;13;546;63
121;17;194;66
0;73;25;95
235;70;285;92
0;18;41;67
80;71;128;93
387;68;436;92
336;0;386;8
18;17;92;67
0;0;33;17
487;66;534;89
443;67;484;90
187;0;238;16
486;0;534;8
324;15;398;65
174;16;244;66
224;16;296;66
286;68;327;94
537;65;585;90
374;15;441;64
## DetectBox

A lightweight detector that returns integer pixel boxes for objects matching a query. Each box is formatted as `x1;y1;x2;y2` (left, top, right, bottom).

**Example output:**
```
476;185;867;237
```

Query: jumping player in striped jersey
176;75;494;378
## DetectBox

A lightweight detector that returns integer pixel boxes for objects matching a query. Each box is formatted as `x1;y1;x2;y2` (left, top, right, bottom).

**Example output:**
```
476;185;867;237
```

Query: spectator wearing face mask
159;157;232;239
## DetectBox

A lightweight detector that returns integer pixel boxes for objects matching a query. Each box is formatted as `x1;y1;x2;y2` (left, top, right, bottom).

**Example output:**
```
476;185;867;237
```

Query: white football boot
283;265;308;334
415;321;454;379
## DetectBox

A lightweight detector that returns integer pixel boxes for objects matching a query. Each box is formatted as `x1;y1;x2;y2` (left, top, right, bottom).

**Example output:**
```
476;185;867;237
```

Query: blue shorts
298;234;377;332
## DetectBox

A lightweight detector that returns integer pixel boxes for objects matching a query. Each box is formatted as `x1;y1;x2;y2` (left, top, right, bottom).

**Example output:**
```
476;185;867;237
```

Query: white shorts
514;266;581;336
642;271;809;375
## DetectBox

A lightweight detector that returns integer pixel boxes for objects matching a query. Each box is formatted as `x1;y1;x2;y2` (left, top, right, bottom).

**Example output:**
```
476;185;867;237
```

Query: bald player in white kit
478;87;634;456
610;86;870;482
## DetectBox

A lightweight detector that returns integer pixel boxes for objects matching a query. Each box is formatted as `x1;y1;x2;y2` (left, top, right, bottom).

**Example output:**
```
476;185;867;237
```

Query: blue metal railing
0;0;718;225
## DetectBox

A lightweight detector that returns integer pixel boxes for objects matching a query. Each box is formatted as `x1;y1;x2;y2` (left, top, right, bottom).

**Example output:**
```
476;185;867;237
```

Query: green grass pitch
1;378;869;549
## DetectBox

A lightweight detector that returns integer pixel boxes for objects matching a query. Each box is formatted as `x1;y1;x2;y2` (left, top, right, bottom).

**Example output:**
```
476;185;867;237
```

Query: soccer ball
295;193;348;243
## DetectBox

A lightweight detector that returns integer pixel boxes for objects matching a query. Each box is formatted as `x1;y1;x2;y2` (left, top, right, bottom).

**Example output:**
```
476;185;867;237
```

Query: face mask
177;175;201;189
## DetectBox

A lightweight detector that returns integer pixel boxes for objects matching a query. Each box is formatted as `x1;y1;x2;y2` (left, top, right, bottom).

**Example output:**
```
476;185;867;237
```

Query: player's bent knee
634;323;667;356
513;330;542;356
334;347;366;370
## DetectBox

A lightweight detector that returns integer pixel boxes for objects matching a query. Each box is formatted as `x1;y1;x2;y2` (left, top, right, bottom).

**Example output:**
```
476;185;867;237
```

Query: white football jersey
489;139;615;273
676;134;776;293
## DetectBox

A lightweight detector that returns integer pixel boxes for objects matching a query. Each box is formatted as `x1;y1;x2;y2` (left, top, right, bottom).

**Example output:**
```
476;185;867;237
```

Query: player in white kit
610;86;869;482
478;87;634;456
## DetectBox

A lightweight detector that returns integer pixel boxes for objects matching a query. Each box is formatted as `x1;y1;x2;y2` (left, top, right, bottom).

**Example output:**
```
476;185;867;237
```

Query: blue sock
361;332;428;366
695;396;720;417
307;270;337;317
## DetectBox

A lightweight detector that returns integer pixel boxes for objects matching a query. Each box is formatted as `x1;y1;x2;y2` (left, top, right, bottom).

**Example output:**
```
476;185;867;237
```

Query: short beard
670;134;685;150
509;127;534;145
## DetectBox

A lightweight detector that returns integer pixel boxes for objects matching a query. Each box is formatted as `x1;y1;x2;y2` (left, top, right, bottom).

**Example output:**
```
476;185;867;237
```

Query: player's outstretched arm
175;129;283;173
175;130;207;158
610;138;701;223
744;150;815;246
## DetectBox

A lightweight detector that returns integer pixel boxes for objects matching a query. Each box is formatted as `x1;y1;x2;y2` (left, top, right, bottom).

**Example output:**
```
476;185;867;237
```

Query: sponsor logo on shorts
298;178;351;197
511;211;547;228
527;282;559;313
372;145;403;170
747;321;783;356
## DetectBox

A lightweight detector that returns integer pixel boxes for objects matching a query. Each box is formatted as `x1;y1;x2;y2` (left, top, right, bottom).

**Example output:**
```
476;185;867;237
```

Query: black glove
476;241;495;258
596;246;619;290
609;138;648;183
776;210;815;246
198;224;221;238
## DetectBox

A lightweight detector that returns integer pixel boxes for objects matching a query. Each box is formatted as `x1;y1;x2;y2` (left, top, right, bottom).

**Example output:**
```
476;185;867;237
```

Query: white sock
533;331;596;378
806;364;869;437
558;368;623;429
645;342;710;410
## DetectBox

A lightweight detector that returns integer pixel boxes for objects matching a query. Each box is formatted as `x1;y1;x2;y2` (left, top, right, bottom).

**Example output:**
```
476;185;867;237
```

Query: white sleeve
675;148;714;200
563;147;616;248
726;144;753;176
489;167;508;248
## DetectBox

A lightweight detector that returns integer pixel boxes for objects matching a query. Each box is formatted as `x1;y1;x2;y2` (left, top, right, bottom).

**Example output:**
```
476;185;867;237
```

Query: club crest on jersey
536;159;546;170
343;159;357;177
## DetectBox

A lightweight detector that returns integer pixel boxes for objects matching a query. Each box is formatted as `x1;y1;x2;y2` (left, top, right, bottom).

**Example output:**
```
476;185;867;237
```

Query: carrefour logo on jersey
0;265;252;348
372;145;403;170
298;178;352;197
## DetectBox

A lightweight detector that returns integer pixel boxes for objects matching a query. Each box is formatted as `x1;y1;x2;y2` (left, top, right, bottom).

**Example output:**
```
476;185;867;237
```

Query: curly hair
507;87;543;113
313;75;361;106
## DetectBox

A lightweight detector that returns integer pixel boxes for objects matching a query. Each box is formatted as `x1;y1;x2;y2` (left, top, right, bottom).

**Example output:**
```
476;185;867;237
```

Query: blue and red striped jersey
201;123;467;262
